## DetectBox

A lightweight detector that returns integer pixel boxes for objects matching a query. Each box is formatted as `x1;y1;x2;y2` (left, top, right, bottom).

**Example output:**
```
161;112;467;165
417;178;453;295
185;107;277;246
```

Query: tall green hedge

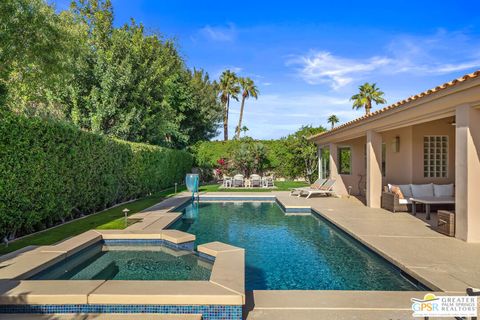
0;112;193;240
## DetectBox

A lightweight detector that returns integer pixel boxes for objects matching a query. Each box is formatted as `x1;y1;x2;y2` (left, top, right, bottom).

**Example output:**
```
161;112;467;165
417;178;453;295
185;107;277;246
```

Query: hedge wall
191;139;286;174
0;112;193;240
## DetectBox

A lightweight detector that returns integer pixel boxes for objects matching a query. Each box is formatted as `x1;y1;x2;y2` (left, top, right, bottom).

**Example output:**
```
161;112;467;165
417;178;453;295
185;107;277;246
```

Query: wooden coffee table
410;197;455;220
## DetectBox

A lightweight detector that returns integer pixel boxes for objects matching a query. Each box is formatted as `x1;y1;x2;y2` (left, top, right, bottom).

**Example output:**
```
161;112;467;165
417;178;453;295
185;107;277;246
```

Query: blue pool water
171;201;421;291
32;242;212;281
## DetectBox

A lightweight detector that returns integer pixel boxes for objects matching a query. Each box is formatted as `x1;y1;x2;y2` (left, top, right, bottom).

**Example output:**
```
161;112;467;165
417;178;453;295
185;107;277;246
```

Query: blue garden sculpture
185;173;199;199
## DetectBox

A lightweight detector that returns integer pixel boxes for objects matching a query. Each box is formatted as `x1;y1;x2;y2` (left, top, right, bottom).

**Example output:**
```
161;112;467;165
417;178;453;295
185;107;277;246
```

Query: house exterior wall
411;117;456;185
325;137;365;196
382;126;413;185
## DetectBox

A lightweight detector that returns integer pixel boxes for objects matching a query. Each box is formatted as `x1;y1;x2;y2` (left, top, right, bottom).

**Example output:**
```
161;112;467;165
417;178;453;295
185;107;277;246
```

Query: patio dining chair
250;174;262;187
233;174;244;187
222;175;232;188
262;175;275;188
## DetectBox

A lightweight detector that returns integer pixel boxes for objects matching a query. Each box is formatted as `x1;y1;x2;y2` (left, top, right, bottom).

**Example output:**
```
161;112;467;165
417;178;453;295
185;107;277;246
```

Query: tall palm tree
219;70;240;140
350;83;386;115
236;77;259;139
241;125;249;137
327;115;339;129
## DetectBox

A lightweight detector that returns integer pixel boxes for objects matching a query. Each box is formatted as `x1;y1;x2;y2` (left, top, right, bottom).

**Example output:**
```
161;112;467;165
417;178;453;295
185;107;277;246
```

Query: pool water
32;242;212;281
171;201;421;291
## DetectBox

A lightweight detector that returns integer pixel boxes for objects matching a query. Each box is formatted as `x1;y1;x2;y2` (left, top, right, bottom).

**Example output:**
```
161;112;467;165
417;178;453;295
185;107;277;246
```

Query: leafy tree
218;70;240;141
350;83;386;115
1;0;222;148
327;114;339;129
182;69;223;144
0;0;73;114
231;142;268;176
277;126;326;182
235;77;258;139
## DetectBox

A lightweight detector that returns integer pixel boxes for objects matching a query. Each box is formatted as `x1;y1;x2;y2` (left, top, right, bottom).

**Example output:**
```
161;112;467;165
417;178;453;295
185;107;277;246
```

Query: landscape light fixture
123;208;130;227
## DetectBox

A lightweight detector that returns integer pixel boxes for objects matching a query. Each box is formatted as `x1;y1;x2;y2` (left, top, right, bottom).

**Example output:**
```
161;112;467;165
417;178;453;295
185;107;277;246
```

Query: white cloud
288;30;480;89
199;23;237;42
287;51;391;89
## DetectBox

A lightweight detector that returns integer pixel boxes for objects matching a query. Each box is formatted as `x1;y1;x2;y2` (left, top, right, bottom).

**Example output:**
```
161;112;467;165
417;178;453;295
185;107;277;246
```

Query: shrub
0;111;193;241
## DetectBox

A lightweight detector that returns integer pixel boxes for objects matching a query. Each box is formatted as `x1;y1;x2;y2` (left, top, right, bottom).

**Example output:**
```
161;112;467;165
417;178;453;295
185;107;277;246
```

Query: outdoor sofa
381;183;455;217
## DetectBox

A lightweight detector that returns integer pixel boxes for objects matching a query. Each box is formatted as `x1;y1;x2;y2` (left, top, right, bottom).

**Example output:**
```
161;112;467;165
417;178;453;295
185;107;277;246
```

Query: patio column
455;104;480;242
317;145;323;179
366;130;382;208
328;143;339;181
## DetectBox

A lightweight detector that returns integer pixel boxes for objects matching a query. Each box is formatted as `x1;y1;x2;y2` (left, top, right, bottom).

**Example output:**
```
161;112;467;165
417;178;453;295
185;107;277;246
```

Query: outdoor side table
437;210;455;237
410;197;455;220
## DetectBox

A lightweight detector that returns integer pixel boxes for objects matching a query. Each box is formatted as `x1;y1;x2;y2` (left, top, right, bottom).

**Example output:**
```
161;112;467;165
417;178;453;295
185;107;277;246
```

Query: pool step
0;314;202;320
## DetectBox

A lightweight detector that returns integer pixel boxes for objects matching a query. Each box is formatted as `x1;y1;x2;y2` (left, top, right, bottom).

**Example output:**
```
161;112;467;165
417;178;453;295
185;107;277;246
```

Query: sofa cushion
411;183;434;198
398;184;413;198
433;184;454;197
390;185;405;199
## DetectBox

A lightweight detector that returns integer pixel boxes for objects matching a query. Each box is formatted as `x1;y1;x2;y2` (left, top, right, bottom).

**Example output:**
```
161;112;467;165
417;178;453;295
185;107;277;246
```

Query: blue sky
53;0;480;139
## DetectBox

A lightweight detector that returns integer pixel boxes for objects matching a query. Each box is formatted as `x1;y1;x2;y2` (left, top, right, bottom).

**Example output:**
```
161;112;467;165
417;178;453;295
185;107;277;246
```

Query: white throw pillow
411;183;434;198
433;184;454;197
398;184;413;198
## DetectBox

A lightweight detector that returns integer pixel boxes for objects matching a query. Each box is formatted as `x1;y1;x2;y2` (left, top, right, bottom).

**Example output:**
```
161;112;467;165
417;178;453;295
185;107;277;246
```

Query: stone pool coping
0;226;245;307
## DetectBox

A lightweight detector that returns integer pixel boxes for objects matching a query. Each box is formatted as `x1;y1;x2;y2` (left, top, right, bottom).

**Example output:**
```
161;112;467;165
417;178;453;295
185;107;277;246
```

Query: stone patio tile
88;280;242;305
197;241;244;257
0;280;104;304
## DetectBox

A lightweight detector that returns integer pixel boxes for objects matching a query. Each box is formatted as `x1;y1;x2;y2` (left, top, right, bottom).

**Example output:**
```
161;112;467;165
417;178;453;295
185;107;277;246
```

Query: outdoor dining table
410;197;455;220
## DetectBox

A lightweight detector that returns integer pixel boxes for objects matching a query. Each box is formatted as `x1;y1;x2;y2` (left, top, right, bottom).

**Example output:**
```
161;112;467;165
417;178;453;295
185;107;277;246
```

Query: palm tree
241;125;249;137
236;77;259;139
327;115;339;129
350;83;386;115
219;70;240;140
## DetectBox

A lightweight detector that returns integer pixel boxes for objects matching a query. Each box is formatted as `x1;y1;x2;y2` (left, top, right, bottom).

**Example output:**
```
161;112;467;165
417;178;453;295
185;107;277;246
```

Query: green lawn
199;180;308;192
0;180;307;256
0;187;179;255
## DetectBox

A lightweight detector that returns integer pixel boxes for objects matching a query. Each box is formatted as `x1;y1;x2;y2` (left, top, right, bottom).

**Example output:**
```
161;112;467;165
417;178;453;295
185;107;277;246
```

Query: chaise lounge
298;179;336;199
381;183;455;218
290;178;326;196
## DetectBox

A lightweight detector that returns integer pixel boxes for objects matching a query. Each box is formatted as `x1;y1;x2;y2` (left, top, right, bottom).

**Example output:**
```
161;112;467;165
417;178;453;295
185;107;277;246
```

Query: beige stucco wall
327;137;366;196
411;117;456;185
455;105;480;242
380;117;455;186
381;126;413;185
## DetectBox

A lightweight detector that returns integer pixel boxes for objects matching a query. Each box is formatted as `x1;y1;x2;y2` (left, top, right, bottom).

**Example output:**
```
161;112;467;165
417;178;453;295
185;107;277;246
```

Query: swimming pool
171;201;421;291
32;241;213;281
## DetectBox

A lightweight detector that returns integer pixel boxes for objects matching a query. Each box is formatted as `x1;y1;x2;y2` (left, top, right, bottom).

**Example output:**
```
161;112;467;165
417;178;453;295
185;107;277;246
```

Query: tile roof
310;70;480;140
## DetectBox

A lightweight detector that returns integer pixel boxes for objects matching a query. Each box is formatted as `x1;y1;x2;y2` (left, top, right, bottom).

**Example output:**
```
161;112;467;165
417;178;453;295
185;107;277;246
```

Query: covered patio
310;71;480;242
